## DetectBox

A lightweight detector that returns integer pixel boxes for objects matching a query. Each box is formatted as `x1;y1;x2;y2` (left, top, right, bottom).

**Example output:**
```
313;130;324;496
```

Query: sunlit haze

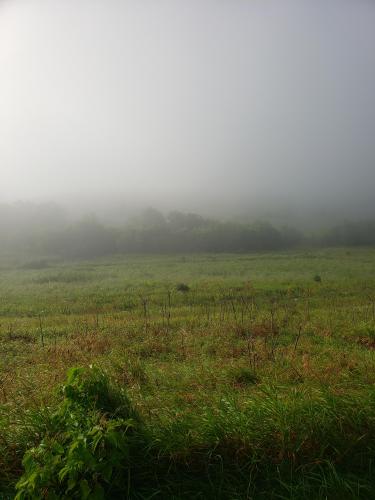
1;0;375;219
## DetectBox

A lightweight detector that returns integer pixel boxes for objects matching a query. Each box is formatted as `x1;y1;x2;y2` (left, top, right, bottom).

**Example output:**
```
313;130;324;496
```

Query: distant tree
324;220;375;247
167;211;207;231
135;208;166;229
43;215;117;258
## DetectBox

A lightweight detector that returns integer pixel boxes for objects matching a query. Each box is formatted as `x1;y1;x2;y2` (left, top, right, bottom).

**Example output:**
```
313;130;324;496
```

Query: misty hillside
1;201;375;260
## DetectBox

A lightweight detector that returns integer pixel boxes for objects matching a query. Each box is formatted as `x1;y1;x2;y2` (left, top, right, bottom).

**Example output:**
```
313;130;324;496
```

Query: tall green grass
11;367;375;499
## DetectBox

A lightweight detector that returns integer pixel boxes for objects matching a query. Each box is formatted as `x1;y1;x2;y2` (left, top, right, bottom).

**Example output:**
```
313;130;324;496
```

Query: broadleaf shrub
15;366;146;499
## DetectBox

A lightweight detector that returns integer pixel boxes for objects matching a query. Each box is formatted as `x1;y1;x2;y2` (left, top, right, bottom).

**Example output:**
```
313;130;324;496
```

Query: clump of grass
354;324;375;340
228;366;259;386
314;274;322;283
113;358;148;387
176;283;190;292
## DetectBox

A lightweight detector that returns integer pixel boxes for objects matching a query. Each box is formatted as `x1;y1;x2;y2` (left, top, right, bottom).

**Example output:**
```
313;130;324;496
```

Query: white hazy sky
1;0;375;210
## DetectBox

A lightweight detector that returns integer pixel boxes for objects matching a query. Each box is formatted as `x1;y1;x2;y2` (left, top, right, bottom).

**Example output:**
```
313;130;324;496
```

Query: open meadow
1;248;375;498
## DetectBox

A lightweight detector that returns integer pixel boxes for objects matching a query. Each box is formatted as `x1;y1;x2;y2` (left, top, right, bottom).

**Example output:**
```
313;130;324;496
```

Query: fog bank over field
1;0;375;225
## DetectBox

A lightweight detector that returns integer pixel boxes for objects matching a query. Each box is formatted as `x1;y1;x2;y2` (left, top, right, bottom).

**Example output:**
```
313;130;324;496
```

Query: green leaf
89;483;105;500
101;463;113;482
80;479;91;499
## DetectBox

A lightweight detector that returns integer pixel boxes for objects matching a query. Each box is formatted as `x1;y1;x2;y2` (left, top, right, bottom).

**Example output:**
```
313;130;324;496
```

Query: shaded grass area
1;248;375;497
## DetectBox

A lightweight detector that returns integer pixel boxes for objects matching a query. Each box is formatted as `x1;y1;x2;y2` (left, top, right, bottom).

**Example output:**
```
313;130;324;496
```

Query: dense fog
1;0;375;254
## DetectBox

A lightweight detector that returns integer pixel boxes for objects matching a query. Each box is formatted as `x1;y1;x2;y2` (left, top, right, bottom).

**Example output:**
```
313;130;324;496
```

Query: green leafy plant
15;366;145;500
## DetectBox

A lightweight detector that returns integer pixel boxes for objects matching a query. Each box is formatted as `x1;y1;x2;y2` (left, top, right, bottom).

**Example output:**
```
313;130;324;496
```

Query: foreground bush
15;367;146;499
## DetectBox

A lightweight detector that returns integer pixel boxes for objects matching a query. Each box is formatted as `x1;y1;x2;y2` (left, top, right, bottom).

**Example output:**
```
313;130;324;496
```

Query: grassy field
1;248;375;498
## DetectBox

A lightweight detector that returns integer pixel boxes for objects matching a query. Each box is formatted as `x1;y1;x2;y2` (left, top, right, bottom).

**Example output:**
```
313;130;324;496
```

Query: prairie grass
1;248;375;497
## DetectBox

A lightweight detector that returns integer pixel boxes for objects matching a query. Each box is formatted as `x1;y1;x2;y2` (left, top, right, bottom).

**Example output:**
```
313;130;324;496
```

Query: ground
1;248;375;498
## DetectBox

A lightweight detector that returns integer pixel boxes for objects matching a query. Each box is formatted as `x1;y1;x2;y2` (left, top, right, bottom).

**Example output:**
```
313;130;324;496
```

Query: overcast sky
1;0;375;214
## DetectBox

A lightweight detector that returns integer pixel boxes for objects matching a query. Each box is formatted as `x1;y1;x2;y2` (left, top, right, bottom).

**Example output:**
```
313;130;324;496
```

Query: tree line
0;203;375;258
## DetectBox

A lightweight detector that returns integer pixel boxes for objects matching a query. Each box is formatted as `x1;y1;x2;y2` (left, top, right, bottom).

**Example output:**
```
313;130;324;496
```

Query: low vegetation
1;249;375;498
